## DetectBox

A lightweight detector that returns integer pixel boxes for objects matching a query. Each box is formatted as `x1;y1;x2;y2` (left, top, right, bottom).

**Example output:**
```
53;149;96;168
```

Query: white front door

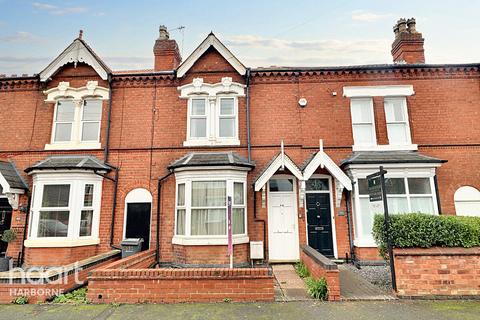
268;177;299;262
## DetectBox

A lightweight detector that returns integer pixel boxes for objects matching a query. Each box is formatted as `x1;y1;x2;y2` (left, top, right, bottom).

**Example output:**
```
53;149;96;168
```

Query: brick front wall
87;251;274;303
300;246;341;301
393;247;480;297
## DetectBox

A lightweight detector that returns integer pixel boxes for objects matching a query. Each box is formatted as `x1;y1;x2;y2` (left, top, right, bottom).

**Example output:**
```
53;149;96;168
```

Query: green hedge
372;213;480;258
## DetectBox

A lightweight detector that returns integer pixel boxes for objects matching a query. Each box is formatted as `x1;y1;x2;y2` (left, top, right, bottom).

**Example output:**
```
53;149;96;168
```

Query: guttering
252;183;267;262
245;67;252;162
104;73;113;163
250;62;480;74
95;165;120;250
156;171;173;266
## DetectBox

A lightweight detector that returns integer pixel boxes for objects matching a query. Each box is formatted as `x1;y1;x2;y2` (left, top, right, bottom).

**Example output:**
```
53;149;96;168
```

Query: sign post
227;196;233;269
366;166;397;292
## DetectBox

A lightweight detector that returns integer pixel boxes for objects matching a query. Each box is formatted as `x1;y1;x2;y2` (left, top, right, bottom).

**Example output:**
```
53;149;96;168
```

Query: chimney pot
407;18;417;33
397;18;407;33
393;24;400;38
158;25;169;40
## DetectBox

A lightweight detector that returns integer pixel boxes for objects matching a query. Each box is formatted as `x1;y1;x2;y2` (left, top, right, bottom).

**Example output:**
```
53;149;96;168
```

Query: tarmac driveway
0;300;478;320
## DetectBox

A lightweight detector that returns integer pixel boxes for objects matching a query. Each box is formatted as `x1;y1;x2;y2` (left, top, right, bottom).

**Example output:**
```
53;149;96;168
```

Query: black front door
125;203;151;251
306;193;334;257
0;198;13;256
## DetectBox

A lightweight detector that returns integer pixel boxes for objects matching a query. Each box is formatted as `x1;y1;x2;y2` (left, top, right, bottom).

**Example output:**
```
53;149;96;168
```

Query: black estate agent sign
368;176;383;202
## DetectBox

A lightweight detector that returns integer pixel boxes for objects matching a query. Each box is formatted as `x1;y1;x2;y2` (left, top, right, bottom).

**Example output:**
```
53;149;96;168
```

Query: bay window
173;171;248;245
355;175;437;246
26;173;102;247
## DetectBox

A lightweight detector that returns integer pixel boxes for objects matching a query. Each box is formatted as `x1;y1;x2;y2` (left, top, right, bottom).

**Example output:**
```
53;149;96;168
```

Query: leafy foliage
294;261;310;278
52;287;89;304
12;295;28;305
1;229;17;243
373;213;480;258
305;277;328;300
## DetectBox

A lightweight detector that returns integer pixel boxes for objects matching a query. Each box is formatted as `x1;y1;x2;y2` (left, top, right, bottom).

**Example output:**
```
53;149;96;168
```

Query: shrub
294;261;310;278
305;277;328;300
52;287;88;304
373;213;480;258
12;296;28;305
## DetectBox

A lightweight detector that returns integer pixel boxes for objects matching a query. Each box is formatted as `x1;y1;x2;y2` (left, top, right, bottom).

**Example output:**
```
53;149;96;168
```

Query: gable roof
302;151;352;191
25;155;112;173
168;152;254;171
0;161;28;193
39;38;111;82
254;152;303;192
176;33;246;78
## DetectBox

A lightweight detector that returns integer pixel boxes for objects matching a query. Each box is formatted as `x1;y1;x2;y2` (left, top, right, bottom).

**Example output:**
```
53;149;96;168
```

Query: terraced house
0;17;479;285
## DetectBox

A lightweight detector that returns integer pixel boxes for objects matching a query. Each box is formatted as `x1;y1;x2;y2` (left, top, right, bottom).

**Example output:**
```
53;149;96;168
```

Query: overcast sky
1;0;479;74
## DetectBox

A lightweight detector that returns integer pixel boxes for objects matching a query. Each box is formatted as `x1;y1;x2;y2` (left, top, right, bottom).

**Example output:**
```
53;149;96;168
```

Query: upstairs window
81;100;102;142
350;98;376;146
186;96;239;145
53;100;75;142
50;98;103;148
384;97;411;145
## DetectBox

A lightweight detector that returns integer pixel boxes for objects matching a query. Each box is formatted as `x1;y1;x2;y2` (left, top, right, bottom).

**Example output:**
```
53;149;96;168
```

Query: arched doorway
124;188;152;251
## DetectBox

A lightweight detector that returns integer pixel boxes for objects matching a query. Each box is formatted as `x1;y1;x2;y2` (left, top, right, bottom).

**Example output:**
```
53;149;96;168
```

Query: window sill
24;238;100;248
183;139;240;147
172;235;249;246
352;144;418;152
353;238;377;248
44;142;102;151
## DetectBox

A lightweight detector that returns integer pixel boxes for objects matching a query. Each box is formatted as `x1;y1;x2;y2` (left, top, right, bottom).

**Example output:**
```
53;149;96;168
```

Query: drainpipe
103;73;113;163
19;192;31;266
252;184;267;262
95;166;120;250
345;190;357;265
245;68;252;162
156;171;173;266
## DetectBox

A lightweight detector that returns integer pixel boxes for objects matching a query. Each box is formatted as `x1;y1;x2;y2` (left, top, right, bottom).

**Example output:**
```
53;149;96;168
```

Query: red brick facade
0;20;479;270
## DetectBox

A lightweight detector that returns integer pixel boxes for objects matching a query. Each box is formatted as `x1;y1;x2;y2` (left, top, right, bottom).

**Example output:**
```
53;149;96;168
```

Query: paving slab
272;264;311;301
338;264;395;301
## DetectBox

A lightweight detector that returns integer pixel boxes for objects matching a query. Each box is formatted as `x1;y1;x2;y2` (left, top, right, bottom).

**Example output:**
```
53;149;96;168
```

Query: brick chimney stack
391;18;425;64
153;25;181;71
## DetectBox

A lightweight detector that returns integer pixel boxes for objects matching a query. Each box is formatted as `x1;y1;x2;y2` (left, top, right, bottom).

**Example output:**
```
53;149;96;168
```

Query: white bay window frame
172;169;249;245
25;172;102;248
348;165;439;247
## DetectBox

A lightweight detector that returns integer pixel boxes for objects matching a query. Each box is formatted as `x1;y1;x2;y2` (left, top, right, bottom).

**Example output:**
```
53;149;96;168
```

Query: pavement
0;301;479;320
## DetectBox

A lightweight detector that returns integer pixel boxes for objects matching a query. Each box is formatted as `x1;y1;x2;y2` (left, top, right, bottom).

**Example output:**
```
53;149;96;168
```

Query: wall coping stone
301;245;338;271
394;247;480;256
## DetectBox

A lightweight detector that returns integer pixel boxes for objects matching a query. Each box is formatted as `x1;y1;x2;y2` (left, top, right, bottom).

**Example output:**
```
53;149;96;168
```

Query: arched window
124;188;152;250
454;186;480;217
